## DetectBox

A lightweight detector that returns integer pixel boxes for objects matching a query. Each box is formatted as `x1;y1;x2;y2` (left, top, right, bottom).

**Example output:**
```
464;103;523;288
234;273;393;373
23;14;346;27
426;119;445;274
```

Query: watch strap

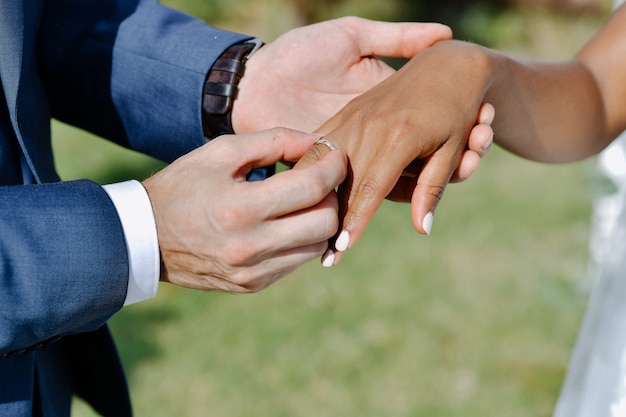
202;39;263;140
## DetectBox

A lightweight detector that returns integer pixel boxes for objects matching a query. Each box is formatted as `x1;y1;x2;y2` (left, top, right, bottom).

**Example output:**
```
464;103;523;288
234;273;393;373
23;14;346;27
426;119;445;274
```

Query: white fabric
554;2;626;414
103;180;159;306
22;153;159;305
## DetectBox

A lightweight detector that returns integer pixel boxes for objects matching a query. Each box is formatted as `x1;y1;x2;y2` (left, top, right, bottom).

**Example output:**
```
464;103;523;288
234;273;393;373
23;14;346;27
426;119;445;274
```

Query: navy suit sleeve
0;180;129;355
3;0;253;354
40;0;251;163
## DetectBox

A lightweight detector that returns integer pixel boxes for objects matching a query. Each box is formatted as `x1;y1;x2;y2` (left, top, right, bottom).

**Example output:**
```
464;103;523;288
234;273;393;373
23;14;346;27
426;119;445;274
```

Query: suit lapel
0;0;58;183
0;0;24;115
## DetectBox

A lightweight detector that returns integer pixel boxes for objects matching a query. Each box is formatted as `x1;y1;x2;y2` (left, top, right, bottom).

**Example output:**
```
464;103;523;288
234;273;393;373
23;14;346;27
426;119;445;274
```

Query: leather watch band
202;38;263;140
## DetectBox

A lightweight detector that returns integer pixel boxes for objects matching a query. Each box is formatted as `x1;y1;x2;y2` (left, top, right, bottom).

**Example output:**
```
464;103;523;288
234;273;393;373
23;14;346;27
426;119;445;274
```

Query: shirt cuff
103;180;160;306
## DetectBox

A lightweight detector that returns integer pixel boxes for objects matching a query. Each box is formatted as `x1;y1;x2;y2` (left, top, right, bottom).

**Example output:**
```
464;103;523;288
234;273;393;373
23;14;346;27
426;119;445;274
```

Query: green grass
63;123;593;416
109;149;590;417
62;2;609;416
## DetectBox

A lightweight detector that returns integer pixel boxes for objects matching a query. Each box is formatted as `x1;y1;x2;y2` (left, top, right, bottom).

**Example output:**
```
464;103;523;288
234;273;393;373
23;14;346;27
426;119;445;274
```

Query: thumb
351;19;453;58
218;128;323;174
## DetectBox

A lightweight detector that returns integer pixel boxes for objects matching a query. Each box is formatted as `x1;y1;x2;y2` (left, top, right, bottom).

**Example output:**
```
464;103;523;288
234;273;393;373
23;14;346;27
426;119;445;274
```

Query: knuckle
294;144;331;171
212;201;257;231
229;269;285;293
343;97;368;119
300;175;330;203
387;111;423;144
320;210;340;239
423;184;446;204
355;177;382;199
267;126;291;140
228;268;259;288
311;241;329;258
206;260;260;293
211;211;237;231
215;277;253;293
308;143;331;161
222;244;257;267
336;16;362;30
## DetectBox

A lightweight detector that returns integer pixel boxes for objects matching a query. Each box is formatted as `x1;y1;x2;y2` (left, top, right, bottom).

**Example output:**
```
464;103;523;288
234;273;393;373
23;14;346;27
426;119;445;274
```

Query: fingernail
422;212;434;236
321;249;335;267
481;132;494;152
334;230;350;252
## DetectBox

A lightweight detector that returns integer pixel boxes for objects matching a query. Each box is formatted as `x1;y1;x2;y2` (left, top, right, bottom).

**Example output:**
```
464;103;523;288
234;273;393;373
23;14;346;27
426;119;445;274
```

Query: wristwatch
202;38;264;140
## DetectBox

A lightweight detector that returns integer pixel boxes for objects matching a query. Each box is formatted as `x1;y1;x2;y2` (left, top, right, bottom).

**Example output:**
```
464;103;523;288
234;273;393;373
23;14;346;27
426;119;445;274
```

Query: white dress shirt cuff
103;180;160;306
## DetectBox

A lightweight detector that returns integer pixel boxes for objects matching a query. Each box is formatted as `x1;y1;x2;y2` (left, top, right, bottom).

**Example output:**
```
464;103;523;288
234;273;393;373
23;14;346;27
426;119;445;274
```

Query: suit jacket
0;0;250;415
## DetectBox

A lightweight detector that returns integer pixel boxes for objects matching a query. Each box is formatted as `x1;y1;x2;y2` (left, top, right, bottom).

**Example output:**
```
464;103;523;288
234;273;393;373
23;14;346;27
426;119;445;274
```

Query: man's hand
232;17;452;134
142;128;346;292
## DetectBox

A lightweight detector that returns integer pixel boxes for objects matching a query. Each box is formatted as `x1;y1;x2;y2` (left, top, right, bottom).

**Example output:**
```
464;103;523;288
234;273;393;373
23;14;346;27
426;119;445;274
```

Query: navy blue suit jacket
0;0;249;414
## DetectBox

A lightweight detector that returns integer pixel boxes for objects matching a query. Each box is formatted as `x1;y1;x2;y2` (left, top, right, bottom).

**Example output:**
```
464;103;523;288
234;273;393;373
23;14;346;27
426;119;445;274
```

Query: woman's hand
294;41;495;265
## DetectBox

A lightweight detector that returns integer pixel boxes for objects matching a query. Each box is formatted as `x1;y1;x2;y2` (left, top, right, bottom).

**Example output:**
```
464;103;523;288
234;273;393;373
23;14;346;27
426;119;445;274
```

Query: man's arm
0;181;129;355
40;0;250;162
0;128;346;356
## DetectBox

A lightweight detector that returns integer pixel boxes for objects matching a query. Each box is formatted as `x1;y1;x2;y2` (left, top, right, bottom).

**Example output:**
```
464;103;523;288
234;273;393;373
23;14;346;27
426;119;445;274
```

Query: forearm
40;0;251;162
110;2;250;161
0;181;129;354
485;54;610;162
484;4;626;163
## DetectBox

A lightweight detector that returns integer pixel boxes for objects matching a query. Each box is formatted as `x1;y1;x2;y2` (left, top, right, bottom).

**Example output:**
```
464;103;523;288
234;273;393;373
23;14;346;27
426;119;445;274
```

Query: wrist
230;46;265;134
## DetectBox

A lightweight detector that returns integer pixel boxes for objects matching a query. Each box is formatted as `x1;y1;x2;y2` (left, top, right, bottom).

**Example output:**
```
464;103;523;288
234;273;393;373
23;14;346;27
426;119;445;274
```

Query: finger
345;18;453;58
245;191;340;261
272;192;340;250
410;141;464;235
292;136;338;171
290;137;346;268
235;240;331;292
477;102;496;125
467;123;494;158
256;147;347;219
448;105;494;183
334;163;406;253
449;150;481;183
321;244;344;268
218;127;322;171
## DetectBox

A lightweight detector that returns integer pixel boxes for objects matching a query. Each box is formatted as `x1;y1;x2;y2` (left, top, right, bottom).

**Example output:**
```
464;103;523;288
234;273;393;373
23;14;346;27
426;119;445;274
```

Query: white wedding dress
553;2;626;414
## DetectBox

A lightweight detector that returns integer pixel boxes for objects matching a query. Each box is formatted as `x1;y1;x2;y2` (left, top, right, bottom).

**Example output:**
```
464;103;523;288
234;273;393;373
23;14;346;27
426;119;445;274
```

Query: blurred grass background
62;0;615;415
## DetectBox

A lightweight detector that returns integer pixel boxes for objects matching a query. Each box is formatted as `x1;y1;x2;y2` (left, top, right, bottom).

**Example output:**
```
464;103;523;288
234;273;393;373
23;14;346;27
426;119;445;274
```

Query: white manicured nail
321;249;335;268
422;212;434;236
334;230;350;252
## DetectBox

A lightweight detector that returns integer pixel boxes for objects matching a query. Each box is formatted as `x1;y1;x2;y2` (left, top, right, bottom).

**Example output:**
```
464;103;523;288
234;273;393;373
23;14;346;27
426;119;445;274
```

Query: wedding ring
314;138;337;151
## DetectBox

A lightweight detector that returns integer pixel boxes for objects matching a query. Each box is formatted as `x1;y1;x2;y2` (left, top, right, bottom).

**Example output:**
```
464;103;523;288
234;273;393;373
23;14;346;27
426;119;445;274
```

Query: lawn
142;151;590;417
61;126;593;417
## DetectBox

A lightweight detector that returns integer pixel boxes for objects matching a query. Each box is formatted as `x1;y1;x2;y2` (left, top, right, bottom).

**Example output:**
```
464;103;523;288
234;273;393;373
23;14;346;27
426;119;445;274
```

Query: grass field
63;132;593;416
59;120;594;417
61;2;611;416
